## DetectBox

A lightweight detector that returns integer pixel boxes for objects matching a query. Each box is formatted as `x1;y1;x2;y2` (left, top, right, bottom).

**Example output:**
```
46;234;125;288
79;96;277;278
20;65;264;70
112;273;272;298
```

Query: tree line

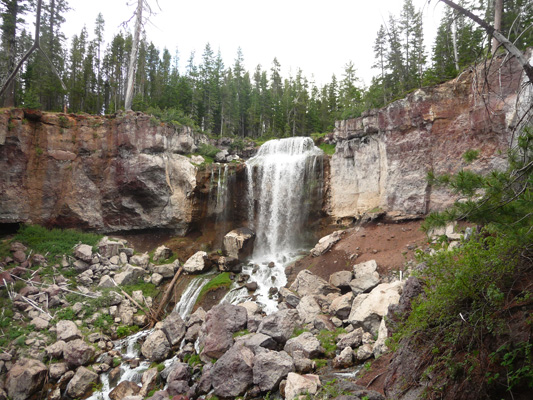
1;0;532;138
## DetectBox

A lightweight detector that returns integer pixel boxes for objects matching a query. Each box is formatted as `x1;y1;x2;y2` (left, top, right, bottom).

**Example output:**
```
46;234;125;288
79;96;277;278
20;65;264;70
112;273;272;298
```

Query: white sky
62;0;446;87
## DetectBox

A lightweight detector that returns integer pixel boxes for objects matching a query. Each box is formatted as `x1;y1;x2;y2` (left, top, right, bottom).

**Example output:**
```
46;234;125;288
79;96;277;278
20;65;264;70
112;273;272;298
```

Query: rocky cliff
0;110;238;234
328;54;526;223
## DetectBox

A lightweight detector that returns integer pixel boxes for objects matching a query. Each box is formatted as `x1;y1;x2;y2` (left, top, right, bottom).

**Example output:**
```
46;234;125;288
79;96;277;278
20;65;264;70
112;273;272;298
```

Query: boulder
284;332;323;359
235;332;277;352
151;273;163;286
356;343;374;361
130;253;150;268
109;381;141;400
310;230;344;257
153;245;172;262
66;367;99;399
98;237;122;258
161;311;186;346
215;149;229;162
167;380;190;397
141;330;170;362
333;346;354;369
139;368;159;397
284;372;321;400
151;264;174;278
182;251;209;273
296;295;322;324
329;270;354;289
337;327;364;351
31;316;49;330
329;292;353;320
191;155;205;164
253;350;294;392
257;309;301;344
64;339;95;368
292;350;315;373
289;270;340;297
279;287;301;308
74;244;93;262
373;318;389;358
5;358;47;400
350;260;380;295
49;362;68;380
45;340;66;359
98;275;115;288
211;344;254;397
166;362;190;382
348;281;404;336
222;227;256;260
114;265;145;286
200;303;247;359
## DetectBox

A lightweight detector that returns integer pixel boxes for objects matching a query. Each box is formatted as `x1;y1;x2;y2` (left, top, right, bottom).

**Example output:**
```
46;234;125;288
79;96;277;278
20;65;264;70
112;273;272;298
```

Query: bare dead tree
0;0;66;100
492;0;503;54
433;0;533;84
124;0;160;111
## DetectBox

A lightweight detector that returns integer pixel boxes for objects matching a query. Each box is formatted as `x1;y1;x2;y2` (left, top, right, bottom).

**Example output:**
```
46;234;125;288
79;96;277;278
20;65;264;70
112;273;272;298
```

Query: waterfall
174;274;213;319
246;137;324;261
238;137;324;313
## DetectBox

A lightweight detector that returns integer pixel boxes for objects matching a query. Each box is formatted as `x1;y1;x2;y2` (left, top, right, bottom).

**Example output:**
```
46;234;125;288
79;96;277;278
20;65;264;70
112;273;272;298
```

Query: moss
319;143;336;155
195;272;232;305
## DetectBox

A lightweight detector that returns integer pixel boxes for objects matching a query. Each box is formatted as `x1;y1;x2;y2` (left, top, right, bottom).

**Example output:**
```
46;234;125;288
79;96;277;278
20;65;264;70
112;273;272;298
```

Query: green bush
319;143;336;155
116;325;140;338
316;328;347;358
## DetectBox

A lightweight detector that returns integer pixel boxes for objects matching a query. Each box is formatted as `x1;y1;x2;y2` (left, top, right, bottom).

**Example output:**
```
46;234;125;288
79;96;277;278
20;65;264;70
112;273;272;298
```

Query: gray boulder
253;350;294;392
141;330;170;362
64;339;95;368
329;292;353;320
222;228;256;260
200;303;247;360
153;245;172;262
66;366;99;399
348;281;404;336
289;269;340;297
5;358;48;400
350;259;380;295
211;344;254;397
337;327;364;351
296;295;322;324
114;264;145;286
284;372;321;400
257;309;301;344
161;311;186;346
284;332;323;359
333;346;354;369
310;230;344;257
109;381;141;400
74;244;93;262
183;251;209;273
329;270;354;289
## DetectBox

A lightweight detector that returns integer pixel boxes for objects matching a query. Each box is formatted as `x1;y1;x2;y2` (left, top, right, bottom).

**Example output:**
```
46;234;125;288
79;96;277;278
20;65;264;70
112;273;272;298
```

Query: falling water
227;137;324;313
174;274;214;319
246;137;324;261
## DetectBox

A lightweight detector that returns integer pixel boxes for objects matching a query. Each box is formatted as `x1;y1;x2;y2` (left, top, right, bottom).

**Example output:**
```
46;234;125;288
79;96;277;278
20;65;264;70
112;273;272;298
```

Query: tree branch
436;0;533;84
0;0;66;100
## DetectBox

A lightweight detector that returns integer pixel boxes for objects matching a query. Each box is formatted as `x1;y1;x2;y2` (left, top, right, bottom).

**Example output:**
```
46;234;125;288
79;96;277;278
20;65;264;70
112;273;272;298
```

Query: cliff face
0;110;214;234
328;55;525;223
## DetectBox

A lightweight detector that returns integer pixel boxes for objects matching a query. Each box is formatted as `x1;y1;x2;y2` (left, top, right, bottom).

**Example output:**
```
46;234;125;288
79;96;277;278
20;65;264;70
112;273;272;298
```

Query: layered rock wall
328;54;526;222
0;110;214;233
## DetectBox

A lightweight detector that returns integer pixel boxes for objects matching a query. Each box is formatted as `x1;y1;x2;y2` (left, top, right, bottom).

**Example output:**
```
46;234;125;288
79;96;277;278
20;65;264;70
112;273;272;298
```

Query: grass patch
319;143;336;155
195;272;232;304
122;282;159;298
14;224;102;258
232;329;250;338
317;328;347;358
116;325;140;338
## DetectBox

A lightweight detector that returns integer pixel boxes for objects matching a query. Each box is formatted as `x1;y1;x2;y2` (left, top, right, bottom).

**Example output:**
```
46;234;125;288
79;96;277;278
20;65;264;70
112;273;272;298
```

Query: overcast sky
62;0;446;87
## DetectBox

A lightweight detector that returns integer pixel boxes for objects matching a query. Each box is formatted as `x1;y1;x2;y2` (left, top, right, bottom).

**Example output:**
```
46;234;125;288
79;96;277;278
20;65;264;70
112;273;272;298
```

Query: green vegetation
391;132;533;398
195;272;232;304
13;224;101;259
319;143;336;156
316;328;347;358
116;325;140;338
232;329;250;338
312;358;328;369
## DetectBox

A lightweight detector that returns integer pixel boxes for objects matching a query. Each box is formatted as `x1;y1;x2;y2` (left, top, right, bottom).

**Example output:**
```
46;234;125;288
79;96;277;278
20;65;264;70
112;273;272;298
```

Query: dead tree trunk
492;0;503;54
125;0;143;111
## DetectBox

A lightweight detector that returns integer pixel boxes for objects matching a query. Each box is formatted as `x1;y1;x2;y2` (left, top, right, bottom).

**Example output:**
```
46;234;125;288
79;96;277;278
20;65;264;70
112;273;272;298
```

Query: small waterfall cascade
226;137;324;313
206;164;234;244
174;274;214;319
86;329;153;400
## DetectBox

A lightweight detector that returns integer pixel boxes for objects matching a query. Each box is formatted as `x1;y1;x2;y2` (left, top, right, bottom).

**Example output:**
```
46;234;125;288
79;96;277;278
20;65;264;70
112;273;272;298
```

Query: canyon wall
0;110;219;234
328;54;527;223
0;55;528;233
